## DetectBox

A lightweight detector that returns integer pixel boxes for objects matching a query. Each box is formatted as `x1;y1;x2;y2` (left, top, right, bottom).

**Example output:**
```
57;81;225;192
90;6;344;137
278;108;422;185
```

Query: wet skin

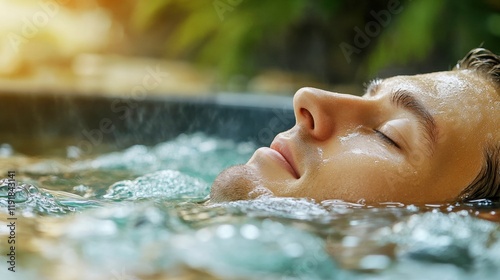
210;70;500;204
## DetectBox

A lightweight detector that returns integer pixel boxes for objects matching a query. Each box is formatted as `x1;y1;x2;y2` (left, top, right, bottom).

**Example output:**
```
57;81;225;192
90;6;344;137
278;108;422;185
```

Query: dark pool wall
0;92;294;155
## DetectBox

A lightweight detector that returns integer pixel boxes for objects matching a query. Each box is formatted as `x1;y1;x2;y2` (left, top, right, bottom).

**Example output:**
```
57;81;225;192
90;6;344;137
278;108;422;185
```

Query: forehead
384;70;482;96
381;70;499;112
382;70;499;141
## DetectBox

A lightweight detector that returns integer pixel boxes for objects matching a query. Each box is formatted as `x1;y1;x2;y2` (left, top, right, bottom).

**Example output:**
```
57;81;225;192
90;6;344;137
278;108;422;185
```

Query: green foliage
367;0;500;76
132;0;172;31
366;0;446;75
132;0;307;78
130;0;500;82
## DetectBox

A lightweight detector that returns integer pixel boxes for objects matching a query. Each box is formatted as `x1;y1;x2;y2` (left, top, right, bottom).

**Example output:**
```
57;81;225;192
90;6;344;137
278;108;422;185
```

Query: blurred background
0;0;499;96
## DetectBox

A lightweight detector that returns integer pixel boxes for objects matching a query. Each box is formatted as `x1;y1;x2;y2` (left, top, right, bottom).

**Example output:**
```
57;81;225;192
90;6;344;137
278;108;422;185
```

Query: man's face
210;70;500;204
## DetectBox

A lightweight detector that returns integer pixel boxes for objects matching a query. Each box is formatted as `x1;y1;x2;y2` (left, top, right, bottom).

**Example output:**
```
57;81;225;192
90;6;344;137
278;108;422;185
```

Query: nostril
300;108;314;130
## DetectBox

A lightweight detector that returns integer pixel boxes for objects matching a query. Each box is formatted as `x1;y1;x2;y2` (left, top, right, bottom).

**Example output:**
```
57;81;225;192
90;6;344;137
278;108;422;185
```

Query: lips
270;137;300;179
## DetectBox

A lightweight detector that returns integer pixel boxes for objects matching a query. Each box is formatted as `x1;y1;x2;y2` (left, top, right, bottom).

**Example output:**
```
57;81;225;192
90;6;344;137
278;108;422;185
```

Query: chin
209;164;271;203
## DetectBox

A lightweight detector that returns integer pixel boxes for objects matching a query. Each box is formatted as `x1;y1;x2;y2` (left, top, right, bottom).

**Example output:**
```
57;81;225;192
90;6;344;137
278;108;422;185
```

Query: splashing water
1;133;500;280
71;133;255;182
103;170;209;201
0;179;80;215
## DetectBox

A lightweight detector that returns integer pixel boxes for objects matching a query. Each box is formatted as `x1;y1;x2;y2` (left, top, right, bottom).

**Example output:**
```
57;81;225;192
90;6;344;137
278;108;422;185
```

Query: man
210;48;500;204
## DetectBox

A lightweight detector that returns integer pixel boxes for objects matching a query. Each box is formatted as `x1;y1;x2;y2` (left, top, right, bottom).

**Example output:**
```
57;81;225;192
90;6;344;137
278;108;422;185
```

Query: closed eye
374;130;401;149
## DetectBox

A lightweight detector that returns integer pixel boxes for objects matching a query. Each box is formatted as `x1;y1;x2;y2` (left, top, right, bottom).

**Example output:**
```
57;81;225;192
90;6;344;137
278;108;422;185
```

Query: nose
293;87;373;141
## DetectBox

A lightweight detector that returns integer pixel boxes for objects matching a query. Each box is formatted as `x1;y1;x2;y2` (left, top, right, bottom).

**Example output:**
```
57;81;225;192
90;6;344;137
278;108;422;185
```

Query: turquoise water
1;133;500;280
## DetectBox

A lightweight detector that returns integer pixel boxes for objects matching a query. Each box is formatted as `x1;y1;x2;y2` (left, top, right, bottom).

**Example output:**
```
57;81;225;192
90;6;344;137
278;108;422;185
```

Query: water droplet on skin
317;147;324;159
352;148;363;155
339;131;361;143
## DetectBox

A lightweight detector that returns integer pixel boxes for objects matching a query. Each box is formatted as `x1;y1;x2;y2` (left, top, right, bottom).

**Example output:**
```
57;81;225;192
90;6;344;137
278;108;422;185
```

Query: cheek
314;152;422;202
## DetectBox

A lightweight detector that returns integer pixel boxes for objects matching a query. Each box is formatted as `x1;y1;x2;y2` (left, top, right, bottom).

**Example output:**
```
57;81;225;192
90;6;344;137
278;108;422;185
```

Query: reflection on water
0;133;500;280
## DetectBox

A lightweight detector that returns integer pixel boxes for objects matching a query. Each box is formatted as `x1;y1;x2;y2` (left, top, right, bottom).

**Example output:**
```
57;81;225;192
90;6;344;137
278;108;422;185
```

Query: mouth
270;137;300;179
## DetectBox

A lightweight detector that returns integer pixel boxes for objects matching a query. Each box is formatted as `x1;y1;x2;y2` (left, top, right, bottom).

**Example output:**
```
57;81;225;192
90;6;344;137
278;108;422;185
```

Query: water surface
1;133;499;280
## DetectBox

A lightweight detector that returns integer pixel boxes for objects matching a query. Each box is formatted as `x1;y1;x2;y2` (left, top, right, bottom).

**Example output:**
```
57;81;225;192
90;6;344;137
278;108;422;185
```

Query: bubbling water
103;170;209;201
0;133;500;280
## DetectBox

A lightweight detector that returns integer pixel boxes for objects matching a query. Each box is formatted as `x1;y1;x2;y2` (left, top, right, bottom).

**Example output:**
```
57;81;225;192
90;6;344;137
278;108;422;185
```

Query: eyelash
374;130;401;149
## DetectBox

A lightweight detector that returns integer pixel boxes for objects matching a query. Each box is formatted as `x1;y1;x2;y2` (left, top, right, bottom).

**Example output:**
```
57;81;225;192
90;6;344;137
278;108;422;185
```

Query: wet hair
454;48;500;202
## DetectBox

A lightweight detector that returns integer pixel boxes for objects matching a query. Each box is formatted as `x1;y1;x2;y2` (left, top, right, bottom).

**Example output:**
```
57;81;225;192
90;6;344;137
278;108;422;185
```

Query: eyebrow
366;80;438;155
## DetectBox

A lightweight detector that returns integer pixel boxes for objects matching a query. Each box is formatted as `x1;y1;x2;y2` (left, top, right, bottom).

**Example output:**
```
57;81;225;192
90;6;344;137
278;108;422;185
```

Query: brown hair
454;48;500;202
